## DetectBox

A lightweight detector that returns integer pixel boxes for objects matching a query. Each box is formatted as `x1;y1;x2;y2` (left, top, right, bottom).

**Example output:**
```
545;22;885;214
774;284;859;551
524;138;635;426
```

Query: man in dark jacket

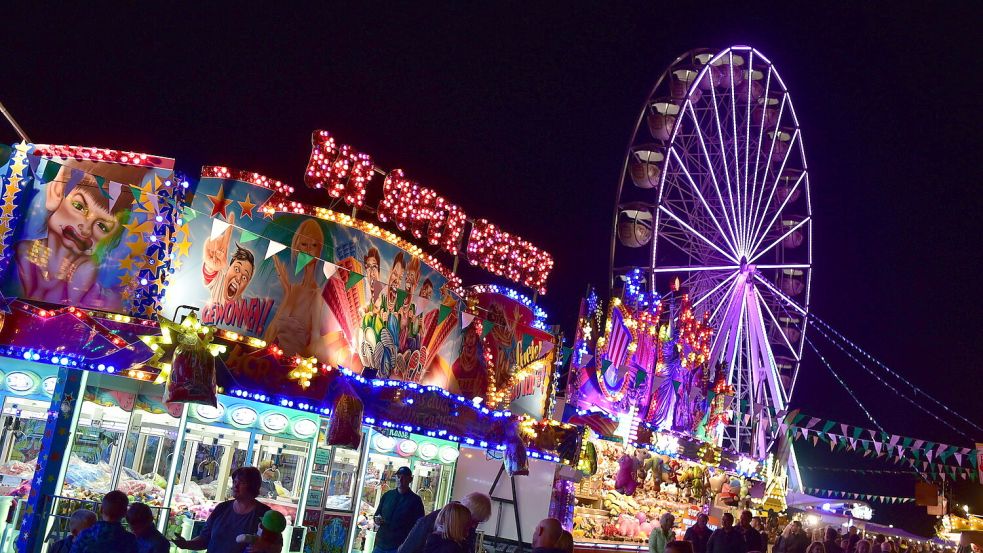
780;522;810;553
685;513;713;553
374;467;425;553
708;513;746;553
738;511;762;553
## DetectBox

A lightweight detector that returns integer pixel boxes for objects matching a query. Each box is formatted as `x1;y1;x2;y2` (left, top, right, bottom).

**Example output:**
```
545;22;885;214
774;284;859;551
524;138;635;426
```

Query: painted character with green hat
235;510;287;553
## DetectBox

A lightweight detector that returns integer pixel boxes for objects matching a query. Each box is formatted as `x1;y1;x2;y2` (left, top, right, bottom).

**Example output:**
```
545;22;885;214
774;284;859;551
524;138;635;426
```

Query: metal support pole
0;100;31;143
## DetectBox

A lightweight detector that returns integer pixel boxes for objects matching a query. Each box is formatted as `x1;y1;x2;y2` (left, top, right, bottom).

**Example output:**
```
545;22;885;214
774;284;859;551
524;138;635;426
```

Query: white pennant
322;261;339;280
265;240;287;259
108;181;124;211
462;313;476;329
210;218;231;239
955;453;963;466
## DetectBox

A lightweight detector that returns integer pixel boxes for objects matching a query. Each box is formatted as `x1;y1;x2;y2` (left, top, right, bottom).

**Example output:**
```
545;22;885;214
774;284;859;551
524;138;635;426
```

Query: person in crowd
753;517;769;552
685;513;713;553
708;513;745;553
667;541;696;553
739;511;762;553
126;502;170;553
423;503;472;553
855;541;872;553
399;493;492;553
373;466;426;553
70;491;136;553
807;543;826;553
50;509;97;553
841;539;852;553
881;542;897;553
845;527;860;553
874;537;886;549
556;531;575;553
172;466;272;553
823;528;843;553
532;518;565;553
784;522;810;553
649;513;676;553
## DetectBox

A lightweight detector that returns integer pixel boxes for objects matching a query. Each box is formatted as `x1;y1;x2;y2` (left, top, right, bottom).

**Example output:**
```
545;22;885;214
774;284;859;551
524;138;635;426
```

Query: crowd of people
46;465;941;553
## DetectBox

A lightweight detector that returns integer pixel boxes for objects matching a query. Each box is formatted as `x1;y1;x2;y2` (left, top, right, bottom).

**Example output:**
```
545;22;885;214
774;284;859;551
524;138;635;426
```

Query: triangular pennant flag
812;436;819;446
830;439;836;452
521;333;533;352
481;319;494;338
394;289;408;311
840;423;850;436
806;417;821;429
295;252;314;275
182;205;198;222
265;240;287;259
822;420;836;433
852;426;864;440
560;347;573;367
438;304;453;324
955;453;964;466
462;312;476;329
130;184;143;203
239;229;259;243
211;218;231;239
345;271;364;290
322;261;338;280
601;359;612;374
874;441;883;455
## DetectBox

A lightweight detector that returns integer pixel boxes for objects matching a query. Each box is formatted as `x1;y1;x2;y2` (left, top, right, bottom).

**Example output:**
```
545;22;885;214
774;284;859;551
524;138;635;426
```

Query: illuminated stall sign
466;288;556;419
0;145;182;317
302;130;553;293
162;172;466;396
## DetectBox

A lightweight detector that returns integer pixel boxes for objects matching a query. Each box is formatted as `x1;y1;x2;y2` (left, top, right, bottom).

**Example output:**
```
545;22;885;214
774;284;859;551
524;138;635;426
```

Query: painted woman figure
264;219;327;357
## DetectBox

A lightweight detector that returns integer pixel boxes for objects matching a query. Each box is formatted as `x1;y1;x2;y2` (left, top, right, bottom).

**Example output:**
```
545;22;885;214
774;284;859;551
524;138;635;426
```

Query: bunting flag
210;218;231;239
601;359;612;373
462;312;476;329
521;333;533;352
265;240;287;259
345;271;364;290
239;229;259;243
295;252;314;275
804;487;915;504
481;319;494;338
437;304;452;324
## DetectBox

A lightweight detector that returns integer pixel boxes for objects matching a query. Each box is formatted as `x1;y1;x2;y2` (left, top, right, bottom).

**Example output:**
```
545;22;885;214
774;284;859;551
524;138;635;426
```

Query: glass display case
172;398;320;532
352;432;460;553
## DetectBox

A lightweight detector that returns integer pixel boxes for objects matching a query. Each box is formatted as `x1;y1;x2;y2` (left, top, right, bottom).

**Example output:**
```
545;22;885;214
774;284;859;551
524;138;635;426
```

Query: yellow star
175;238;193;258
7;174;21;188
1;202;16;217
8;157;26;175
127;240;146;255
119;274;133;288
119;256;136;271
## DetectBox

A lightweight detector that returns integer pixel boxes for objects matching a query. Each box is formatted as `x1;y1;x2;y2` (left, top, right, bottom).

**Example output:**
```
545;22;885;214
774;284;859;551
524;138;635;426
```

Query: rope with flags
803;487;916;504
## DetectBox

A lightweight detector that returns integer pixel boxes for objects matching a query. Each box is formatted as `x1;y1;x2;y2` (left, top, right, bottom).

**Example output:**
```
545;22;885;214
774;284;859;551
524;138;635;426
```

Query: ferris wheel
609;46;812;457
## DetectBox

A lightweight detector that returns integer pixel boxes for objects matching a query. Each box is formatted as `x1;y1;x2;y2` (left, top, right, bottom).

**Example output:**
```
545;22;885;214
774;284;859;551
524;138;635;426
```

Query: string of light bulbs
805;337;885;434
809;313;983;435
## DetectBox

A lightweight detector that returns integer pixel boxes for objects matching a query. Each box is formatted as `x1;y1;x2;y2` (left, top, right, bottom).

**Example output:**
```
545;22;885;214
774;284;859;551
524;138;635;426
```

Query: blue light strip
468;284;549;329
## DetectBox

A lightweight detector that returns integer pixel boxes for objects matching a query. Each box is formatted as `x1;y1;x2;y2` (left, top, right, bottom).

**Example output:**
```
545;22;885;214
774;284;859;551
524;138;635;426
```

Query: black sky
5;2;982;535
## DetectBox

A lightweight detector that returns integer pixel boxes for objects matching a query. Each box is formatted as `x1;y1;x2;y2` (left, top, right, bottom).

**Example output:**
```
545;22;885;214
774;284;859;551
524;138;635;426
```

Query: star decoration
118;256;136;271
238;193;257;219
207;186;232;218
175;237;193;258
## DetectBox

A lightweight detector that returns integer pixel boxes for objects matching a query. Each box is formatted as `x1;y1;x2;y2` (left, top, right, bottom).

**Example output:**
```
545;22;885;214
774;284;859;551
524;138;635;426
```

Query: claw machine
351;431;460;553
300;420;366;553
171;396;321;538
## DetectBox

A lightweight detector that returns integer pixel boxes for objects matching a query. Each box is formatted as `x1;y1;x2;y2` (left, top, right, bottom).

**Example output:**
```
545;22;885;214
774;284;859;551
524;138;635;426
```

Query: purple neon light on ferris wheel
610;46;812;457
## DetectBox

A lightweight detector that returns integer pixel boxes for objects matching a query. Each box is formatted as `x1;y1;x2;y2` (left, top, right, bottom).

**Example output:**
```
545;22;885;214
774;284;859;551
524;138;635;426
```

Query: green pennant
792;413;806;425
239;229;259;243
130;184;142;203
521;333;533;352
635;369;646;386
182;205;198;222
925;441;935;452
672;380;682;392
852;426;863;440
912;449;921;460
902;436;913;448
560;347;573;367
601;359;612;373
295;252;314;275
437;304;452;325
861;440;870;451
395;289;408;311
345;271;364;290
971;454;979;468
481;319;494;338
822;420;836;433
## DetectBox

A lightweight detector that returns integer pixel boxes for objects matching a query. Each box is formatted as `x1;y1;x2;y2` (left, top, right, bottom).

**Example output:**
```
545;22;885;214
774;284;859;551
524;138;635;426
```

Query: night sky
5;3;981;535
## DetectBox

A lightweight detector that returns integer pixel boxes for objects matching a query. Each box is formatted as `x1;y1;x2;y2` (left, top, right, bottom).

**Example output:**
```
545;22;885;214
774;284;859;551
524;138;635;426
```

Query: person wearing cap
373;466;425;553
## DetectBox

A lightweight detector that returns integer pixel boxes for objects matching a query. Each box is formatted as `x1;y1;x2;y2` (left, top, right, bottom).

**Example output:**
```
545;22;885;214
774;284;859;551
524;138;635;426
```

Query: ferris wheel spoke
742;52;755;250
707;69;743;254
748;129;801;252
746;169;806;260
748;216;809;264
650;265;738;273
684;100;742;254
728;52;745;252
753;286;800;360
748;290;790;408
748;68;773;250
748;90;787;250
669;148;739;254
753;263;810;270
752;272;807;316
693;270;740;309
658;206;739;264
